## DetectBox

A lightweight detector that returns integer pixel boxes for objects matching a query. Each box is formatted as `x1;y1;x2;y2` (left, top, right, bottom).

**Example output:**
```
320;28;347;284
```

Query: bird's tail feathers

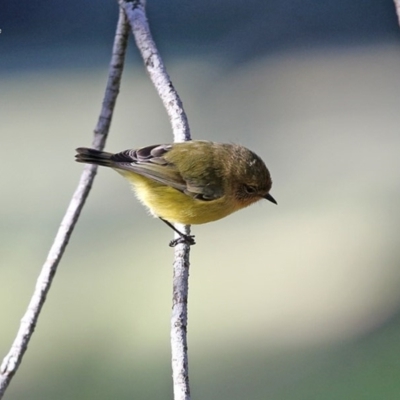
75;148;115;167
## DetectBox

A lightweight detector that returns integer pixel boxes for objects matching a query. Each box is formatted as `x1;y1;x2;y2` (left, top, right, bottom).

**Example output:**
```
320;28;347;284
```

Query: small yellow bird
75;140;276;246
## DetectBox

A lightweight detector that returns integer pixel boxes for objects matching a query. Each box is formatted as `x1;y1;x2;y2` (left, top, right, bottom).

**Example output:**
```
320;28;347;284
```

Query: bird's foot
169;234;196;247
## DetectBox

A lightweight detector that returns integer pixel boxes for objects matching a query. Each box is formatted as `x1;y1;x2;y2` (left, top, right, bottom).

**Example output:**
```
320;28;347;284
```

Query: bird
75;140;276;246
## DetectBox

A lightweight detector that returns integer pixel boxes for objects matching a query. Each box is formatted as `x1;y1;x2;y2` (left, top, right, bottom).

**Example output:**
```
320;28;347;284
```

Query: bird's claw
169;235;196;247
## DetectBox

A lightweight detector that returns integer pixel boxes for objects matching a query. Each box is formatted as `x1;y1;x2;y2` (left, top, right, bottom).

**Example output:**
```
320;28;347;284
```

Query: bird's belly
141;186;235;225
124;174;235;225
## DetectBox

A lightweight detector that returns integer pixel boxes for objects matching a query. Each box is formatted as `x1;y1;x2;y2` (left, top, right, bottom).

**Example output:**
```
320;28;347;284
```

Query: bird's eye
243;185;257;194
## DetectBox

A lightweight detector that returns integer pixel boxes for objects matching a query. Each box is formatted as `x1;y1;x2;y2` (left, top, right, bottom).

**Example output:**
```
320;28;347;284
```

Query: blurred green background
1;1;400;399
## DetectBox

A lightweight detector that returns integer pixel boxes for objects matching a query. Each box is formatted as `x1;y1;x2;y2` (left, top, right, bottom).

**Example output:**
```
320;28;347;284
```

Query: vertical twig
394;0;400;25
0;9;129;398
118;1;192;399
119;1;191;143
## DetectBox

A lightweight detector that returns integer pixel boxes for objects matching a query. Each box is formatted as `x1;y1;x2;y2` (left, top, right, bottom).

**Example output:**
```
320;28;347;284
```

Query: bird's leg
160;218;196;247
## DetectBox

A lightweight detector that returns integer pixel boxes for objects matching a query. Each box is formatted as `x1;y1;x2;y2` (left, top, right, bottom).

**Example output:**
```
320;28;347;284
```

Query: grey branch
0;9;129;398
394;0;400;25
118;1;192;399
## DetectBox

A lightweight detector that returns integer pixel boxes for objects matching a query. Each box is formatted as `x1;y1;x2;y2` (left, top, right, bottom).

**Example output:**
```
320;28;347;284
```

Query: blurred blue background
1;1;400;399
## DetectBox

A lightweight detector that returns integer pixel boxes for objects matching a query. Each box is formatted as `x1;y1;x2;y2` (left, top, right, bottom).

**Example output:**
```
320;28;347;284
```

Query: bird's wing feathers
111;144;223;201
111;144;188;192
184;181;223;200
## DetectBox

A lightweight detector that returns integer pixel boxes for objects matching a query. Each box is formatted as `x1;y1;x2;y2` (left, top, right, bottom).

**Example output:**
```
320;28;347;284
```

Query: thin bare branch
394;0;400;25
118;1;192;399
0;9;129;398
119;1;191;143
170;242;192;400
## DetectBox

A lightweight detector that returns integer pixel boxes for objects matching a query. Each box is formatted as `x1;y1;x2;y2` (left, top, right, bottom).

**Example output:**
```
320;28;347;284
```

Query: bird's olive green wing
182;174;224;200
110;144;187;192
112;144;224;201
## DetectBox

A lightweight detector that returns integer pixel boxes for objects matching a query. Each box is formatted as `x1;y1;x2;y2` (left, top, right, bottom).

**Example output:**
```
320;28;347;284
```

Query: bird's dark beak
264;193;277;205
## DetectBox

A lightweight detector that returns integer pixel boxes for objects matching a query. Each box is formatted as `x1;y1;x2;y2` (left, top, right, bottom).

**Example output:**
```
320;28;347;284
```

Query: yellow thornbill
75;140;276;246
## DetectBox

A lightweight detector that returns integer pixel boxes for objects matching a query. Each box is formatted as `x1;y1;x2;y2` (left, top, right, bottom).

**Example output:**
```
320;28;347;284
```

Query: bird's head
230;146;277;208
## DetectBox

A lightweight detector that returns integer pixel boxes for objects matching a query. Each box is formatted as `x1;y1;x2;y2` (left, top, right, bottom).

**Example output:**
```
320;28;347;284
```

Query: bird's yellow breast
118;169;243;225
